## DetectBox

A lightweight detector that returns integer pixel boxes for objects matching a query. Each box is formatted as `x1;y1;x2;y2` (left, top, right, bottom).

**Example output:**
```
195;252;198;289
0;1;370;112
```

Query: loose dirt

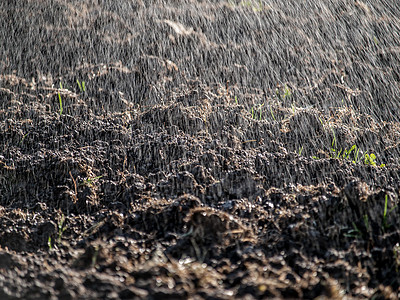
1;0;400;299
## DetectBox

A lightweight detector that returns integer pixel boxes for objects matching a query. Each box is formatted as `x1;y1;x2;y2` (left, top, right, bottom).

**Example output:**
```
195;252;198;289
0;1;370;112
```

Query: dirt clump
1;0;400;299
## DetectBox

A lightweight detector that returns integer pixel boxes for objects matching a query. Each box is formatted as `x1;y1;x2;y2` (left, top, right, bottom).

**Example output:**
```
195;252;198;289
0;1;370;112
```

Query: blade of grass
58;82;63;115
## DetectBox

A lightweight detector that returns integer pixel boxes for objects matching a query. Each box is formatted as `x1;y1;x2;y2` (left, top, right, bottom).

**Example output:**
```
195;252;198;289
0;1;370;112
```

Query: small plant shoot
323;129;385;167
58;82;63;115
77;79;86;92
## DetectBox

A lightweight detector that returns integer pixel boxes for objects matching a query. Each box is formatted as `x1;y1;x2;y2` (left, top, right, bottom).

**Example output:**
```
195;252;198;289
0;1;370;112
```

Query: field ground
1;0;400;299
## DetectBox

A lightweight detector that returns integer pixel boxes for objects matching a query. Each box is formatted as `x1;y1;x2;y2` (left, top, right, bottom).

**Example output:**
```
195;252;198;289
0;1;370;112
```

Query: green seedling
19;132;29;145
58;82;63;115
235;95;238;104
57;214;67;242
364;153;376;166
238;0;263;11
342;145;361;164
253;0;263;12
283;85;291;99
382;194;389;230
343;145;355;160
270;106;276;121
92;245;100;267
228;0;260;11
331;128;338;155
80;175;103;187
48;236;52;250
250;103;264;120
275;84;292;101
364;153;385;167
382;194;398;231
344;222;362;238
258;103;264;119
363;214;369;233
298;146;303;156
353;146;361;164
77;79;86;92
328;129;385;167
331;146;343;159
275;88;280;99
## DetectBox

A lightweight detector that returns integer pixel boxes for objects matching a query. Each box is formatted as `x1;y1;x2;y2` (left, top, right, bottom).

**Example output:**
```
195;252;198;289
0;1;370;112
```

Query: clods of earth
1;0;400;299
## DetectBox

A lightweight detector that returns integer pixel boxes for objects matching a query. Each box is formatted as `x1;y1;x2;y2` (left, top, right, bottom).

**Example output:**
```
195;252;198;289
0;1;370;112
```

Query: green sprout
58;82;63;115
364;153;376;166
283;85;291;98
270;106;276;121
258;103;264;119
92;245;100;268
235;95;238;104
250;103;264;120
275;84;292;101
328;129;385;167
344;222;362;238
48;237;52;250
80;175;103;187
353;146;361;164
19;132;29;145
364;153;385;167
57;214;67;242
382;194;398;231
382;194;389;230
363;214;369;233
77;79;86;92
343;145;361;164
298;146;303;156
237;0;263;11
330;128;338;156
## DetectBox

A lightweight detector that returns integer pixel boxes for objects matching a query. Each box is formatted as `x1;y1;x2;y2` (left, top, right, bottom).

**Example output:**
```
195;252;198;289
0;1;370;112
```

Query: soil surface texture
1;0;400;299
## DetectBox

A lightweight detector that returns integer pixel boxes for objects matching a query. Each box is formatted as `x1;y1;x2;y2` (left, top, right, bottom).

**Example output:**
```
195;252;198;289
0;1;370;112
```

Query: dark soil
1;0;400;299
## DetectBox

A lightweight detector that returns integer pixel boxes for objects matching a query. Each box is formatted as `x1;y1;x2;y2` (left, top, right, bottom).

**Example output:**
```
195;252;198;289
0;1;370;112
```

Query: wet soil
1;0;400;299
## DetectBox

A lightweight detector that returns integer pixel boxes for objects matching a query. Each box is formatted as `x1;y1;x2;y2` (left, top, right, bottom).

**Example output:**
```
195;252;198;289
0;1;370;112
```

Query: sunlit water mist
1;0;400;120
0;1;400;299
